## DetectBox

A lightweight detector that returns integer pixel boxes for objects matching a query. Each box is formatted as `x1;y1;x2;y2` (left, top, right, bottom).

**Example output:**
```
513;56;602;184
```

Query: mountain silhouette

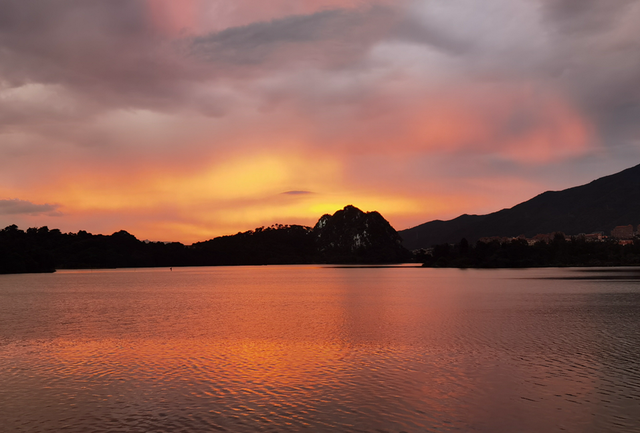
313;205;411;263
400;163;640;250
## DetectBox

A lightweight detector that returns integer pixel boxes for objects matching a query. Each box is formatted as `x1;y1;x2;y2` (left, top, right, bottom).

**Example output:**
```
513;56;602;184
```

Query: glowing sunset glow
0;0;638;242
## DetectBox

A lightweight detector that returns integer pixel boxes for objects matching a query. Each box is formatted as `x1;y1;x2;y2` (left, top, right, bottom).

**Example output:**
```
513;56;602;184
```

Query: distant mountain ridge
400;163;640;250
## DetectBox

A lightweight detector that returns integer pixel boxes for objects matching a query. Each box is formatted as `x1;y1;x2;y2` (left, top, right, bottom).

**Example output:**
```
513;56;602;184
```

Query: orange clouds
8;141;446;242
0;79;594;242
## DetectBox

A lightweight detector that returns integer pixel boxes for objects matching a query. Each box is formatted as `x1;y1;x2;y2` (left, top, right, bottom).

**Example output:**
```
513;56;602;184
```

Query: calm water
1;266;639;432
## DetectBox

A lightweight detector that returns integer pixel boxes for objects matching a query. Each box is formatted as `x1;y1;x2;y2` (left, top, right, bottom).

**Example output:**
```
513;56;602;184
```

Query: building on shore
611;225;634;239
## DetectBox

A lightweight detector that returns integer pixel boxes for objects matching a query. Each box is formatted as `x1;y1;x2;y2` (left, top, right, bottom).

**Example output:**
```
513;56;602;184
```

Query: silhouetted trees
0;225;196;273
421;236;640;268
0;225;56;274
191;225;315;266
0;215;411;273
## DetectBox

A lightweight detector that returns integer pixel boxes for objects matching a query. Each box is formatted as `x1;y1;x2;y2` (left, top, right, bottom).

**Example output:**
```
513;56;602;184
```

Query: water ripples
1;267;639;432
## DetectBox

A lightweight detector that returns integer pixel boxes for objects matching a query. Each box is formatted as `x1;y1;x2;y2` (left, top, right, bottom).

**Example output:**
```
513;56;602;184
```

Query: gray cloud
0;2;400;137
190;6;397;69
392;18;471;55
542;0;637;34
539;0;640;144
0;1;398;109
0;199;61;216
281;191;314;196
0;0;202;117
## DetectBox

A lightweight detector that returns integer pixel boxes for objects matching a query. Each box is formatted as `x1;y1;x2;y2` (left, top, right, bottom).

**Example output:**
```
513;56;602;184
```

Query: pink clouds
282;78;593;163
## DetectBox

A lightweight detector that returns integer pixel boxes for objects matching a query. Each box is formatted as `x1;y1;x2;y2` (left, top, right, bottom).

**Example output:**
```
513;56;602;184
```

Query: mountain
313;205;412;263
400;163;640;250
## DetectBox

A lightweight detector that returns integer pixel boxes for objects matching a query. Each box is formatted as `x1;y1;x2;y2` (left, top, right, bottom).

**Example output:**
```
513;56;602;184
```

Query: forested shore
419;234;640;268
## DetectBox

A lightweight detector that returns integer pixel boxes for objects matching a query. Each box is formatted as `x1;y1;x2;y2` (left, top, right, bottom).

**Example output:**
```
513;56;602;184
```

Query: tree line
0;221;408;274
419;234;640;268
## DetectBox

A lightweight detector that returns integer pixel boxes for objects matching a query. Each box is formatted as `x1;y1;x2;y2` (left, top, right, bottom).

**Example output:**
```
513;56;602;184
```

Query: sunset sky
1;0;639;243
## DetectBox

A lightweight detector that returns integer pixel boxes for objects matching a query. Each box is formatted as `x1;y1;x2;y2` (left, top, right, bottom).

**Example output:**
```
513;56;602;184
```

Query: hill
400;163;640;250
312;205;411;263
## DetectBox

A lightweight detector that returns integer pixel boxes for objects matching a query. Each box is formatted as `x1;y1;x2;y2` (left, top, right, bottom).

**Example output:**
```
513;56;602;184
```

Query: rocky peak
312;205;411;263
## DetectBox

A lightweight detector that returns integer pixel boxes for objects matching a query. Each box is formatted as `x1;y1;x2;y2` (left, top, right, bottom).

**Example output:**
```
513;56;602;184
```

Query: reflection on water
537;267;640;280
0;266;639;432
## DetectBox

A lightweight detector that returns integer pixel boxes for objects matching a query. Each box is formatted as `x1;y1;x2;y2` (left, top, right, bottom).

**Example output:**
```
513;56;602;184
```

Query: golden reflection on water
1;266;639;432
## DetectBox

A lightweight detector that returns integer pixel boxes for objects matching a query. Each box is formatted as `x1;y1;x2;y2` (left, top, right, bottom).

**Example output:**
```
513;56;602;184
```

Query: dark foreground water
1;266;639;432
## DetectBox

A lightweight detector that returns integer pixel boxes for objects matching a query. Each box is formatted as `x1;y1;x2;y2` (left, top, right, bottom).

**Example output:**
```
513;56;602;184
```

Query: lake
1;266;639;432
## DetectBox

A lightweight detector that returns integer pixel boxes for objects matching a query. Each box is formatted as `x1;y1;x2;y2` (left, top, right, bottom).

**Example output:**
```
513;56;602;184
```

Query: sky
0;0;639;243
